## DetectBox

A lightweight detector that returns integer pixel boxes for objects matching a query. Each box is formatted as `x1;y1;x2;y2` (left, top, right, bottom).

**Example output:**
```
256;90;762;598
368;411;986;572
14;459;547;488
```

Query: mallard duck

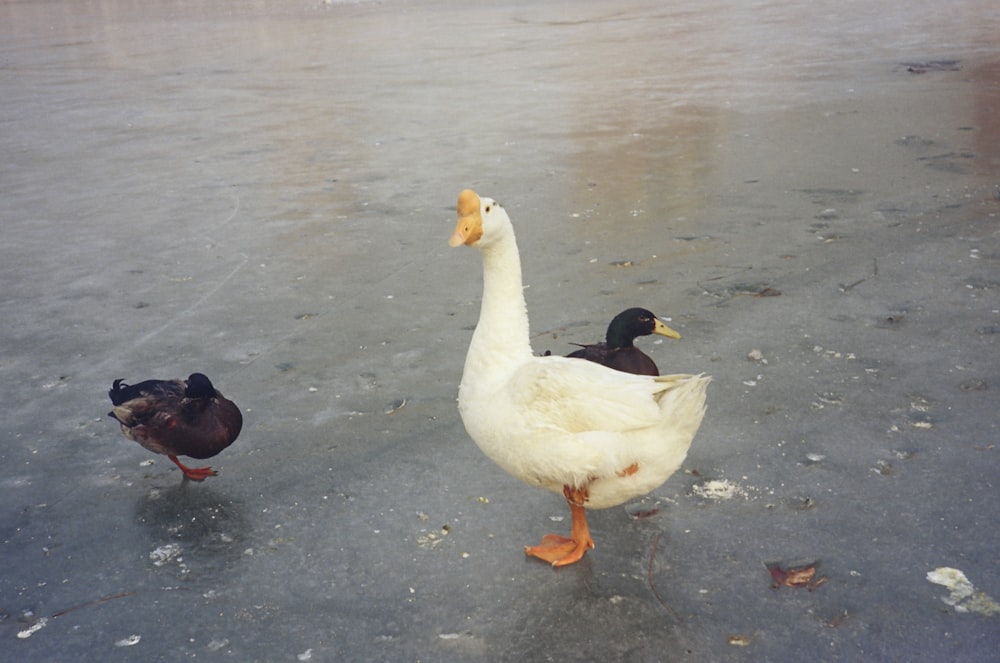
108;373;242;481
449;189;710;566
567;307;680;376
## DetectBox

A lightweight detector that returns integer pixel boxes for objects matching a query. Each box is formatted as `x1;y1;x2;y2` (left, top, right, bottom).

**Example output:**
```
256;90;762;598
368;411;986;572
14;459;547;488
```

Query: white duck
449;189;710;566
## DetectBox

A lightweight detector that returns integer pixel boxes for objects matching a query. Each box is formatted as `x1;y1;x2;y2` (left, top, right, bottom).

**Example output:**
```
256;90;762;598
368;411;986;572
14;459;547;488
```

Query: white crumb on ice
149;543;182;566
692;479;753;501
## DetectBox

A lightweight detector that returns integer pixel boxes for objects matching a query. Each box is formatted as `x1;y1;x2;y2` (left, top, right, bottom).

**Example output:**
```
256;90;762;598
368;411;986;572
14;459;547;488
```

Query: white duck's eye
485;204;491;213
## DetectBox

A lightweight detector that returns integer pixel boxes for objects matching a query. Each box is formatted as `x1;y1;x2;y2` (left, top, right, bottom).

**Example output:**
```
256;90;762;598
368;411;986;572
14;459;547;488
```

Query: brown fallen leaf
767;561;826;590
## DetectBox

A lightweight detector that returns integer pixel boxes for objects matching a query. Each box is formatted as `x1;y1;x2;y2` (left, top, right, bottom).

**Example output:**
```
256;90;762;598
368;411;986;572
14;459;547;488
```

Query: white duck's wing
507;356;667;433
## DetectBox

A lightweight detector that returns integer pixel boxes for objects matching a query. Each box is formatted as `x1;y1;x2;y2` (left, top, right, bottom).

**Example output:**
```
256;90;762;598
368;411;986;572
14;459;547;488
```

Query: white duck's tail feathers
654;372;711;385
652;373;712;399
651;372;710;425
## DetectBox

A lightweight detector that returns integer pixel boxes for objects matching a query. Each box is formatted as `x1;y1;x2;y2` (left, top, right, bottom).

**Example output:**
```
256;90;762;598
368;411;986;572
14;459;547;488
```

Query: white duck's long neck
465;225;533;380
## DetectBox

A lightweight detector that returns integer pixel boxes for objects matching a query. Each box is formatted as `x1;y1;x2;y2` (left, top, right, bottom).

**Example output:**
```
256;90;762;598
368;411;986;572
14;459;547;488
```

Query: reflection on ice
135;483;250;577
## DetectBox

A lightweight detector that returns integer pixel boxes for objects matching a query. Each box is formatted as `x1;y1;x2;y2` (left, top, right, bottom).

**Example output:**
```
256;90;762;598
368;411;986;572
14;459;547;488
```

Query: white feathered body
455;195;709;509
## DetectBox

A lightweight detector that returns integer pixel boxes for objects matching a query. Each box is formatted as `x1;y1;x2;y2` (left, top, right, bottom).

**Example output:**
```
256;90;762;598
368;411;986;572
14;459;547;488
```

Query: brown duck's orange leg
525;485;594;567
168;455;218;481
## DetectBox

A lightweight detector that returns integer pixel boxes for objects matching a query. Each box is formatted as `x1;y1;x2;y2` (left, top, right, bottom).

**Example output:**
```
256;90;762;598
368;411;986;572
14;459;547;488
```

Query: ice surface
1;0;998;660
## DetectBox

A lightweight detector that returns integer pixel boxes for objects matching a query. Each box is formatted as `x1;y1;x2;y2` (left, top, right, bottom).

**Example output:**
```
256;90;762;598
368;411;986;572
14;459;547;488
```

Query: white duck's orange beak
449;189;483;247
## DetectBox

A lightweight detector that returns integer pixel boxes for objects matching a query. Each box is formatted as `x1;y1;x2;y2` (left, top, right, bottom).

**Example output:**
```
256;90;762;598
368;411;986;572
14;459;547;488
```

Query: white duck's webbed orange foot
525;491;594;567
525;533;593;566
169;455;218;481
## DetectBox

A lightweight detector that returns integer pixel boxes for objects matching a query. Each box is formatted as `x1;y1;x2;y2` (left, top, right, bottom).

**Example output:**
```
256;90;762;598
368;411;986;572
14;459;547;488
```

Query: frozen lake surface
2;0;999;660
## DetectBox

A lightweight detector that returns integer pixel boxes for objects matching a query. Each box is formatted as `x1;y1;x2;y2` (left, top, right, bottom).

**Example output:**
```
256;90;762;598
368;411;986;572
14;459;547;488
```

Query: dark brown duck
108;373;242;481
566;308;680;376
